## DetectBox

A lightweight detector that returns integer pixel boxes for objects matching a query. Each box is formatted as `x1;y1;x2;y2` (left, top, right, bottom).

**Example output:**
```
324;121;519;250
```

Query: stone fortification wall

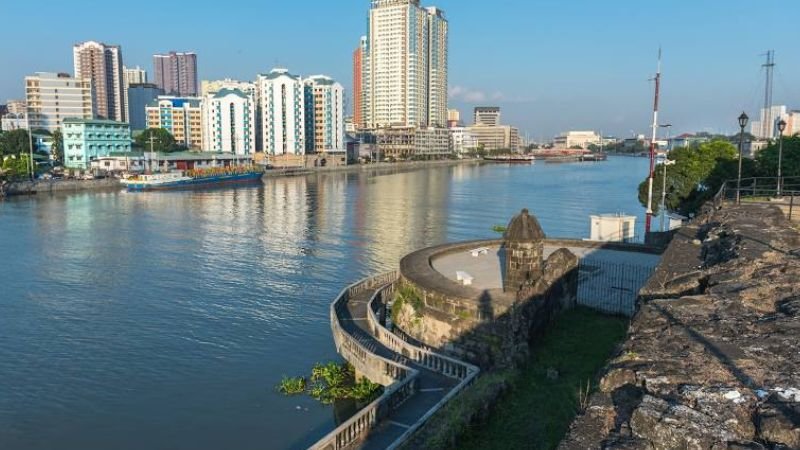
395;239;578;369
559;204;800;449
6;178;121;195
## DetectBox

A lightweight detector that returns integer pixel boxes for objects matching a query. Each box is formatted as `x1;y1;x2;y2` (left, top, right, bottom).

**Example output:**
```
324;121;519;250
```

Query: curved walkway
309;273;479;450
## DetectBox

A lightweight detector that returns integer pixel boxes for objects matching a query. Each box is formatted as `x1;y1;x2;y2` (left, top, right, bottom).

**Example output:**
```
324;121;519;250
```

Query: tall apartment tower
304;75;345;154
362;0;448;129
123;66;147;123
73;41;126;121
25;72;94;133
256;68;305;156
153;52;198;97
202;88;256;155
352;38;365;128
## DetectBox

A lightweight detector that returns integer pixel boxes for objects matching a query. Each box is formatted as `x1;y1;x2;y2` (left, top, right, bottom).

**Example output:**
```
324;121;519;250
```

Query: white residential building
449;127;477;156
25;72;93;133
73;41;125;121
201;79;256;97
304;75;345;154
256;68;306;155
123;65;147;124
750;105;789;140
202;88;256;155
362;0;449;129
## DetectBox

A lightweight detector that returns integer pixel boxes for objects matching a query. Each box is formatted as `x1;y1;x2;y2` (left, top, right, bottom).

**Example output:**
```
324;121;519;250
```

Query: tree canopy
755;135;800;179
134;128;180;153
0;129;32;157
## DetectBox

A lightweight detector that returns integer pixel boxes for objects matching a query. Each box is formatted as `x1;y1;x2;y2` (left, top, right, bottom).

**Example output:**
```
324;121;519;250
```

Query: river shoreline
3;158;486;197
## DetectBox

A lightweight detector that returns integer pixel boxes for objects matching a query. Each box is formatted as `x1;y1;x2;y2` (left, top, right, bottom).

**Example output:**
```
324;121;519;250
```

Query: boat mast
645;48;662;235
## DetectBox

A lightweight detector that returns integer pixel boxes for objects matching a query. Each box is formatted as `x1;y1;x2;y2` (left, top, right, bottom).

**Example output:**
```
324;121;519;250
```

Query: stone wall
559;204;800;449
6;178;121;195
394;239;579;369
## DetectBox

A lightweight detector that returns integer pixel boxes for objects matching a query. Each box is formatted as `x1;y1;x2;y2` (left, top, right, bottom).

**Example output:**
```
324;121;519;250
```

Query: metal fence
577;258;656;317
715;176;800;222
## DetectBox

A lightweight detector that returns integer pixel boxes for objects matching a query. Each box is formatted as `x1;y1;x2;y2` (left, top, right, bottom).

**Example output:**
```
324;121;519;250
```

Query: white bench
470;247;490;257
456;271;474;286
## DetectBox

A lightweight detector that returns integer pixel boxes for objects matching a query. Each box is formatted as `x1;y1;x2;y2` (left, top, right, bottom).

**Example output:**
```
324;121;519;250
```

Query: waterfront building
554;131;602;149
127;83;164;131
467;124;520;152
353;38;365;128
304;75;345;155
25;72;93;133
256;68;305;156
73;41;126;121
375;126;450;159
89;151;247;174
62;118;132;169
146;96;203;149
153;52;199;97
201;79;256;97
123;66;147;122
449;126;477;156
590;214;637;243
671;133;711;150
361;0;449;129
202;88;256;155
474;106;500;127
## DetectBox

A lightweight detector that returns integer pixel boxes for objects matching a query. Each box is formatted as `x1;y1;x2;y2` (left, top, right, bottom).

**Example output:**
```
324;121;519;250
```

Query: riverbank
3;159;485;197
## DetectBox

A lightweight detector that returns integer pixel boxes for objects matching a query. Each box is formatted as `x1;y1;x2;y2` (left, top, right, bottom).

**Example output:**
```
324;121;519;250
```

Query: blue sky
2;0;798;139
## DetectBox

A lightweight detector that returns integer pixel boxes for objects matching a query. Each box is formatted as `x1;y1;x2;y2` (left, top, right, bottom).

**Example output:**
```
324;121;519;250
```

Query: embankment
5;178;121;196
559;203;800;449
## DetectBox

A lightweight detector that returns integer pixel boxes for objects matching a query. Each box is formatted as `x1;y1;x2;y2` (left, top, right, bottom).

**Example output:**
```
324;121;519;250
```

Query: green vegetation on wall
276;361;382;405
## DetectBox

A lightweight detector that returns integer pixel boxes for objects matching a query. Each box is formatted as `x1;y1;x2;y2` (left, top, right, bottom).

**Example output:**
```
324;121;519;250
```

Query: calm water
0;157;648;450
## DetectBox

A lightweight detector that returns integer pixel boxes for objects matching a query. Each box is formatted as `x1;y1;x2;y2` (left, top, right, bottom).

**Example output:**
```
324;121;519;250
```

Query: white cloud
449;85;494;103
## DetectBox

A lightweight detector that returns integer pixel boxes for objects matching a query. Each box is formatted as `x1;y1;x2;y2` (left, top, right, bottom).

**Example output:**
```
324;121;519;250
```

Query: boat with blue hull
122;168;263;192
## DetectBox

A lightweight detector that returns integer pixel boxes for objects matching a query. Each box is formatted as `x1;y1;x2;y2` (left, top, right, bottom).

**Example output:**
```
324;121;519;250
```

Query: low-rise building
89;151;249;173
146;96;203;149
554;131;601;149
449;127;478;156
375;126;451;159
1;113;27;131
467;125;520;152
62;118;132;169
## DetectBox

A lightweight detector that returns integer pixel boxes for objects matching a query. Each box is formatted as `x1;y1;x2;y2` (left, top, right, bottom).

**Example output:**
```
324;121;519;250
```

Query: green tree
0;129;32;157
637;140;743;215
2;153;32;179
135;128;178;153
756;135;800;180
51;130;64;163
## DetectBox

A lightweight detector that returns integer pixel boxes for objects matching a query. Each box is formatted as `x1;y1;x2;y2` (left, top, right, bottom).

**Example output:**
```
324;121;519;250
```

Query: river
0;156;648;450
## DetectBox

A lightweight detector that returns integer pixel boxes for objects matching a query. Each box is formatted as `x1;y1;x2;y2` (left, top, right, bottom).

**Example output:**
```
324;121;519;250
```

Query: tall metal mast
761;50;775;139
645;48;662;235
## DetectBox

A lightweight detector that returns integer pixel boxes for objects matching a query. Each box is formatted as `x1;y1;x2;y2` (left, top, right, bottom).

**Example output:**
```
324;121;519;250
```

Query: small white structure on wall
589;214;637;243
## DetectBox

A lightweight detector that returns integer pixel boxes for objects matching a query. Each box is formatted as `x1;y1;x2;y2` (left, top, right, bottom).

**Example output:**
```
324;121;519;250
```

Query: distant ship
483;155;536;163
122;166;263;192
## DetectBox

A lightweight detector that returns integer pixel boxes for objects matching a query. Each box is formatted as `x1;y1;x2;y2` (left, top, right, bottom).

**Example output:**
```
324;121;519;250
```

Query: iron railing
577;259;656;317
714;176;799;221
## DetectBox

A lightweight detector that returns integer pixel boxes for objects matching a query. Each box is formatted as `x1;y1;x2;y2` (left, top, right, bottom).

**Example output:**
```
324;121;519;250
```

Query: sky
1;0;798;140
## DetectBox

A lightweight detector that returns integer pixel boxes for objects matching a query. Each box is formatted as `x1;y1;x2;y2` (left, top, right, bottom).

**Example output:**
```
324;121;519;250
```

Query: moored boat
121;166;263;192
483;155;536;163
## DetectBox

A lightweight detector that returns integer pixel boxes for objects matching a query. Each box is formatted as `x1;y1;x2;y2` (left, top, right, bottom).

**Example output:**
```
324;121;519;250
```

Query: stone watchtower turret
503;209;546;292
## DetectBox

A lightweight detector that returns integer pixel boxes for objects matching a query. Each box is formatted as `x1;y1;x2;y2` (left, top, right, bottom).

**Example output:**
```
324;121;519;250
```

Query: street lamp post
660;159;676;232
777;119;787;197
736;112;749;205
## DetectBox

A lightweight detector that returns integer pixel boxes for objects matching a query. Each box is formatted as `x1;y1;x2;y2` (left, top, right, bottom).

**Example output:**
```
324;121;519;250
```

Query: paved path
338;288;459;450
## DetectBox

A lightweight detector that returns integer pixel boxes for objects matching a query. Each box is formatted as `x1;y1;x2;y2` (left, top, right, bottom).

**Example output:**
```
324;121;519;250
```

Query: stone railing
366;274;481;450
310;276;420;450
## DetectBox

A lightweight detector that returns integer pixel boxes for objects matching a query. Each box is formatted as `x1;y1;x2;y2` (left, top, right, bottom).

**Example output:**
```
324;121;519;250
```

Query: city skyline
2;0;799;138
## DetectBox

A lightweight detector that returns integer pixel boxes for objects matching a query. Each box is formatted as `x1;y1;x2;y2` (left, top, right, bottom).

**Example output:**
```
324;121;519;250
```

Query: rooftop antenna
645;47;662;235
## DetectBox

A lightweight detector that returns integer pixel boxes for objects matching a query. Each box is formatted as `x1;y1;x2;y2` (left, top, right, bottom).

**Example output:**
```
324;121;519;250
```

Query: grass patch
456;307;628;450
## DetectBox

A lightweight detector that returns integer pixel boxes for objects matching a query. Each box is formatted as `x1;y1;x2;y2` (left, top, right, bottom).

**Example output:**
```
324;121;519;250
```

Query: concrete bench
456;271;474;286
470;247;490;257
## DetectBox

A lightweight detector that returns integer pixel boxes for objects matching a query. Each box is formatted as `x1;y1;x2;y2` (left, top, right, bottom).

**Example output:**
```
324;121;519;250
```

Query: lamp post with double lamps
777;119;787;197
736;112;749;205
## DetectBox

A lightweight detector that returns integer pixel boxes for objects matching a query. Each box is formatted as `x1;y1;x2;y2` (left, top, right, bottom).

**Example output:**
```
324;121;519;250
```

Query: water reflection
0;157;648;450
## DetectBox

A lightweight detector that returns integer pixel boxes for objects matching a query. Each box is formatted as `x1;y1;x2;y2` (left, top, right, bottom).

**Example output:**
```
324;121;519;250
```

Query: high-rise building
474;106;501;126
123;66;147;122
127;83;164;131
25;72;93;133
353;38;365;128
362;0;449;129
304;75;345;154
256;68;305;156
146;96;203;149
73;41;125;121
202;88;256;155
750;105;789;140
153;52;198;97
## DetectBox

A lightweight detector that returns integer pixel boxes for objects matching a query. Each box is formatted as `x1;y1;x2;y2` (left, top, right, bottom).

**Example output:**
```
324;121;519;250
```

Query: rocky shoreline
559;203;800;449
